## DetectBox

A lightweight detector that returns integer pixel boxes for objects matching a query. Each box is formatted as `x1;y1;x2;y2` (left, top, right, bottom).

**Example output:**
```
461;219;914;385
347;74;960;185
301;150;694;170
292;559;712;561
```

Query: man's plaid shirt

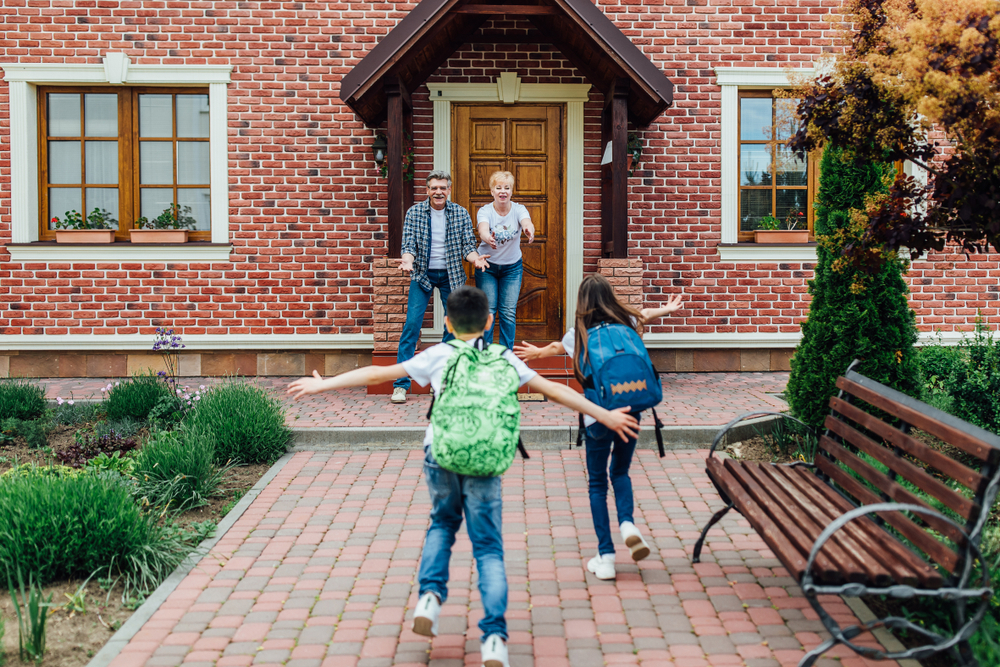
401;199;478;292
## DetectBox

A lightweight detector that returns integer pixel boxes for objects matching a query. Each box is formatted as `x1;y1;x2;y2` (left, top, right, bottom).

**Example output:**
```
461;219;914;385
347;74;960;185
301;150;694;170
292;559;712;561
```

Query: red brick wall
0;2;996;342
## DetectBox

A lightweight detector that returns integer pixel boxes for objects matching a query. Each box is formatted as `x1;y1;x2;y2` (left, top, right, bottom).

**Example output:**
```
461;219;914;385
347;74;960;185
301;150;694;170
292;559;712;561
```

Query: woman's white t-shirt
402;338;537;450
476;202;530;265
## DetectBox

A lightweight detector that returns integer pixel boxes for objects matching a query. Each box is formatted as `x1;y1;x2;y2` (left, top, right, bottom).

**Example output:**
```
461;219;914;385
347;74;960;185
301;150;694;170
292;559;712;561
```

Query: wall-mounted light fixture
372;133;387;168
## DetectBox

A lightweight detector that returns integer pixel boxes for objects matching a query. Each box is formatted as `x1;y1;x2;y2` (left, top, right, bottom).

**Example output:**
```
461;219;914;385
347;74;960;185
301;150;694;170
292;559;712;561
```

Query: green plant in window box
755;215;782;231
753;214;809;243
51;208;117;244
130;204;196;244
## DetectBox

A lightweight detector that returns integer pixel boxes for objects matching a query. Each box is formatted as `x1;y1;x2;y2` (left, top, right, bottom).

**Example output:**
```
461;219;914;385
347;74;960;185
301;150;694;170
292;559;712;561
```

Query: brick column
597;257;644;307
371;258;409;353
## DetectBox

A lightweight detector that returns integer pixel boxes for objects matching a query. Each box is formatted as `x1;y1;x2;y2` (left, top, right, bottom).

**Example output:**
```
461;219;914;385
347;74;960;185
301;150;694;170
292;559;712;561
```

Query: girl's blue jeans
475;259;523;350
585;413;641;556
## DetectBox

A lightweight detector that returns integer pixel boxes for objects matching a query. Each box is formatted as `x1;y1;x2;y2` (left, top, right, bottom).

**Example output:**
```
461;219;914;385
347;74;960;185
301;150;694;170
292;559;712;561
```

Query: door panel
453;104;565;342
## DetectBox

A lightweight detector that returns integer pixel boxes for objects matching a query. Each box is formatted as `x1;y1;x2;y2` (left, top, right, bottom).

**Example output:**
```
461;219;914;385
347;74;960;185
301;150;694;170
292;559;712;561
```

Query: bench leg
692;502;733;564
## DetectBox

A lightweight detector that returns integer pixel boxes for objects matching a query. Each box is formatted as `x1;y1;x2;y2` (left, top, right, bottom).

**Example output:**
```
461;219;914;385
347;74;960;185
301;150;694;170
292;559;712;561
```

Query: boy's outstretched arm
639;294;684;324
513;340;565;361
526;376;639;441
288;364;407;399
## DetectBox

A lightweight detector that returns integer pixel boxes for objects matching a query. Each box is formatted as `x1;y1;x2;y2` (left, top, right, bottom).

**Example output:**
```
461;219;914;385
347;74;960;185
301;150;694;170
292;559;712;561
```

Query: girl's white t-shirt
402;338;537;449
476;202;530;265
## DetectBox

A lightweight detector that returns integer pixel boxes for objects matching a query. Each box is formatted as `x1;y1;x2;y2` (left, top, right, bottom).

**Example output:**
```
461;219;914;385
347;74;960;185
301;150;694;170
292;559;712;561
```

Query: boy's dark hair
446;286;490;334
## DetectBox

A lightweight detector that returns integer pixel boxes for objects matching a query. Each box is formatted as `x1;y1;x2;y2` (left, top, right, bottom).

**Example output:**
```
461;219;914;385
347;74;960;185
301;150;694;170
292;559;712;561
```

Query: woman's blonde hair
572;273;642;385
488;170;515;190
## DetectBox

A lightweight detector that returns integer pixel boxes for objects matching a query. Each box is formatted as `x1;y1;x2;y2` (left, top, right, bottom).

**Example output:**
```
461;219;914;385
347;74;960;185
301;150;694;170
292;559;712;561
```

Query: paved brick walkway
38;373;788;428
108;450;896;667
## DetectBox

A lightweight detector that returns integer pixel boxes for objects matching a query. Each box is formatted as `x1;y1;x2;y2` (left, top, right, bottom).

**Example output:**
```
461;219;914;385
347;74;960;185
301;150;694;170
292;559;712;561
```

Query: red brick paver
108;450;898;667
38;373;788;429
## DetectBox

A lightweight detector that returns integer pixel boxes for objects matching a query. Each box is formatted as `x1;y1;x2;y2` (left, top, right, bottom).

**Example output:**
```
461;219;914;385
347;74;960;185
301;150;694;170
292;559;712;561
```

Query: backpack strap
428;339;475;420
517;436;530;460
650;407;665;457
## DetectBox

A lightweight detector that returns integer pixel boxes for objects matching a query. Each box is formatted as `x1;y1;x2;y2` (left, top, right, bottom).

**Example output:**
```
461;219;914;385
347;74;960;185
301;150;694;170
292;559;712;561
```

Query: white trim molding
644;332;803;348
2;333;374;351
1;55;233;260
717;244;817;262
716;66;816;260
425;75;591;341
5;244;233;262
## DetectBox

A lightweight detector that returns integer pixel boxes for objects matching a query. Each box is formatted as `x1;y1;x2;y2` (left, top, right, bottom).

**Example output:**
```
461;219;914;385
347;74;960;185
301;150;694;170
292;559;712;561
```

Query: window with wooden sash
38;87;211;241
737;91;819;242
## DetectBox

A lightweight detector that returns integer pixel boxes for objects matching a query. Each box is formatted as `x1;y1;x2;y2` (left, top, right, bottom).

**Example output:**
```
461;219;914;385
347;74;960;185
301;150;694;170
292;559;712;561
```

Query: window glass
740;190;772;232
740;98;772;141
48;94;80;136
177;142;210;184
85;141;118;183
49;142;81;183
84;94;118;137
178;189;211;230
140;188;175;221
49;188;82;226
86;188;119;221
139;95;173;138
140;142;174;184
176;95;210;138
740;144;772;186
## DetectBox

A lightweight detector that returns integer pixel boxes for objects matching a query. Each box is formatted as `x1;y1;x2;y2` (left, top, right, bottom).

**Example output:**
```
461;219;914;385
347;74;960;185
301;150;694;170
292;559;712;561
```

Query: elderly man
391;170;491;403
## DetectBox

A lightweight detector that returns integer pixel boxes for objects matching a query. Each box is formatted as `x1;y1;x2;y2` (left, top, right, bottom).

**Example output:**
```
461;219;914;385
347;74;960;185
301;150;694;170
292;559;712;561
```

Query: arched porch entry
339;0;673;390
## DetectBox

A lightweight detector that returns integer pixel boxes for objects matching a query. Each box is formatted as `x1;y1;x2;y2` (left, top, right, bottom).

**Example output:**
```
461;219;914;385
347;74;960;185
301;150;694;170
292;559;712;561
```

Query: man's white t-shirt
476;202;530;266
428;206;447;269
402;338;538;450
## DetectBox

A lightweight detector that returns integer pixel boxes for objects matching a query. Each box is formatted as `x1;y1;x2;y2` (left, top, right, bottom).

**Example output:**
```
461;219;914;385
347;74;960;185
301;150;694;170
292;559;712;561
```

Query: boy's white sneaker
480;634;510;667
620;521;651;561
586;552;616;580
391;387;407;403
412;592;441;637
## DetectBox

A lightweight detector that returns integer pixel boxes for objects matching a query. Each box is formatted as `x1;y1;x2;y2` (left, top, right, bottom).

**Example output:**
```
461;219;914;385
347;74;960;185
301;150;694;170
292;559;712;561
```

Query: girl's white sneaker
620;521;651;561
480;634;509;667
587;552;616;580
412;592;441;637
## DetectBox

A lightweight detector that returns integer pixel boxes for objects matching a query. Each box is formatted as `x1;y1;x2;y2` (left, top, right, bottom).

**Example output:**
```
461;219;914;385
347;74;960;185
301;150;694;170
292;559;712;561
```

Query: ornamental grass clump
134;426;227;511
0;379;46;421
0;474;193;594
104;374;172;421
187;380;290;465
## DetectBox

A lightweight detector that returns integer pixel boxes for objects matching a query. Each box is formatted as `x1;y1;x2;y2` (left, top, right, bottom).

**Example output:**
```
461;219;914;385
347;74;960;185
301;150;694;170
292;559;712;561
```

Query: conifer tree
786;146;920;428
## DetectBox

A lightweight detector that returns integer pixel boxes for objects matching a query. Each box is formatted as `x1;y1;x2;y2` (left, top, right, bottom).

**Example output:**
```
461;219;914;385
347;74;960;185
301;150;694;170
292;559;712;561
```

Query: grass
105;373;172;422
0;379;46;422
186;380;291;465
133;426;228;511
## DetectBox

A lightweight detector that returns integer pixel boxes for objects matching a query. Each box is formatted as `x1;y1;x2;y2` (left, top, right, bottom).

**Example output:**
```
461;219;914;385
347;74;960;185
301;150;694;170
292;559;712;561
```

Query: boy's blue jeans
475;259;523;349
585;414;641;556
394;269;454;391
418;449;508;640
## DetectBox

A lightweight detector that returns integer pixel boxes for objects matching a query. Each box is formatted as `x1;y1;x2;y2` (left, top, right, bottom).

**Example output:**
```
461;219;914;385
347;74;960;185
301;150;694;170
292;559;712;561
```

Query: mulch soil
0;423;271;667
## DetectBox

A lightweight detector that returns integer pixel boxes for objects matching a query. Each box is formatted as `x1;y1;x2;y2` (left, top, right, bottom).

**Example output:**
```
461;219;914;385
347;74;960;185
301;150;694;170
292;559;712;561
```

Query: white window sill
717;243;817;262
5;242;233;262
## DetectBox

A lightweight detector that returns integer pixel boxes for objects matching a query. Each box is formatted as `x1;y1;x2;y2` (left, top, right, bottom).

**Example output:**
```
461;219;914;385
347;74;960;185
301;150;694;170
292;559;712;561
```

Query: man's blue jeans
585;414;641;556
418;450;508;640
475;259;523;349
394;268;454;391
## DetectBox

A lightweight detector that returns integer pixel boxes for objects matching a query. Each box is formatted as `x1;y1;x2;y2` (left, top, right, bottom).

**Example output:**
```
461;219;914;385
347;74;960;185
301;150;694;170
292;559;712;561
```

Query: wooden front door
453;104;565;342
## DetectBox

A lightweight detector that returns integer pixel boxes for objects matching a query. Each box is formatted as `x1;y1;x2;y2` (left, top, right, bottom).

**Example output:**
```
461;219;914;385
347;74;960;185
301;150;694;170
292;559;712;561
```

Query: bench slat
752;464;892;586
816;448;961;573
723;459;844;583
829;396;985;493
706;458;809;579
837;376;998;461
824;414;980;521
779;465;943;589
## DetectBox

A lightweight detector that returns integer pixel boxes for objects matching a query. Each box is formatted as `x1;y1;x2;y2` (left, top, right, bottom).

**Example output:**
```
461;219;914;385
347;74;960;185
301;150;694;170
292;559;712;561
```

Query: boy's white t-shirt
402;339;538;450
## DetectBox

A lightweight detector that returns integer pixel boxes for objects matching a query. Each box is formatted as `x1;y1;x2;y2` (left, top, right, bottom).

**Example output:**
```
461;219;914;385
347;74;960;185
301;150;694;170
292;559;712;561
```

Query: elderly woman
475;170;535;349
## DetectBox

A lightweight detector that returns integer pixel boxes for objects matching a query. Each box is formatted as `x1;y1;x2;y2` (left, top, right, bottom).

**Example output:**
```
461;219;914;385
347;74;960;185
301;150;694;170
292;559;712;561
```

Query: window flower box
54;229;116;244
754;229;810;244
129;229;190;244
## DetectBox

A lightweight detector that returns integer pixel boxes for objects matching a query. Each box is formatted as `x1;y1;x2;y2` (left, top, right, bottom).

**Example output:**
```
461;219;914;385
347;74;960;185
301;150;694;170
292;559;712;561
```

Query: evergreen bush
186;380;290;464
786;146;920;428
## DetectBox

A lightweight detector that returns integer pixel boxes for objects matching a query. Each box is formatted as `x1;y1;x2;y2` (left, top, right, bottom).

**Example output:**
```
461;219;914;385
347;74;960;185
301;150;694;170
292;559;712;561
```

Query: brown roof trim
340;0;673;127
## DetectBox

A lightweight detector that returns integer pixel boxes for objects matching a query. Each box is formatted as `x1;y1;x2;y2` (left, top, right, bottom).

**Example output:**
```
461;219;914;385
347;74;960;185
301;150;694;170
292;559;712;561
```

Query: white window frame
716;66;818;262
1;54;232;261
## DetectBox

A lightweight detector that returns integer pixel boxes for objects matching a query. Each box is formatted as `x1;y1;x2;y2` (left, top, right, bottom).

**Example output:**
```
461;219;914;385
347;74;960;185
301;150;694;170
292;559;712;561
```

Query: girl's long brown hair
572;273;642;385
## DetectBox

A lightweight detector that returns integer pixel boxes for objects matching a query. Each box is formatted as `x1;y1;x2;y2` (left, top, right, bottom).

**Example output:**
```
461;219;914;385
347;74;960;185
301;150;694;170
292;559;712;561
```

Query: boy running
288;286;638;667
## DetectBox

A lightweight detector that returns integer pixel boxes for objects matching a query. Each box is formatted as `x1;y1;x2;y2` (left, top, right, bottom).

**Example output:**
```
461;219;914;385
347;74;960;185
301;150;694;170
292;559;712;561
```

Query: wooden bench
693;361;1000;667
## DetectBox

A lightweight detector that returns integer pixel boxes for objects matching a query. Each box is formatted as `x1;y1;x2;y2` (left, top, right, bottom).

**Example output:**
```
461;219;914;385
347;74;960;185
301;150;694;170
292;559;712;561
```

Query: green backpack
429;339;527;477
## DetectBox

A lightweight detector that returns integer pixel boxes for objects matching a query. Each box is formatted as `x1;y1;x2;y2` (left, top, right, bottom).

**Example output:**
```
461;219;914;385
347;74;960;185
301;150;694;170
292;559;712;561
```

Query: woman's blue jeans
418;449;508;640
475;259;523;349
585;413;641;556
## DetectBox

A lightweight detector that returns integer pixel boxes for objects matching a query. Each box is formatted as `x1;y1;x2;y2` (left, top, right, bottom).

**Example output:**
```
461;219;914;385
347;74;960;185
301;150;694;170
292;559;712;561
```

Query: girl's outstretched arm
639;294;684;324
526;376;639;441
513;340;565;362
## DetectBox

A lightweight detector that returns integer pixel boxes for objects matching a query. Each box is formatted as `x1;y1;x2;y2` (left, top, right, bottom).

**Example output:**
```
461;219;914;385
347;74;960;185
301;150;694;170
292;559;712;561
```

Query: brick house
1;0;997;387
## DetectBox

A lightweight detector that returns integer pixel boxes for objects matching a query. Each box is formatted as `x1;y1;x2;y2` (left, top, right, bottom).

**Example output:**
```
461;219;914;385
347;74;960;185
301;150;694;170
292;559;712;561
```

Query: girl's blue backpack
577;322;666;455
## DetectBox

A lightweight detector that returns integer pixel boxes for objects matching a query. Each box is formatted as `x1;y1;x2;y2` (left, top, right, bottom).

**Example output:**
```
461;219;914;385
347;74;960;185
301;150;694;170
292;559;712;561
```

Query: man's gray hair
426;170;452;186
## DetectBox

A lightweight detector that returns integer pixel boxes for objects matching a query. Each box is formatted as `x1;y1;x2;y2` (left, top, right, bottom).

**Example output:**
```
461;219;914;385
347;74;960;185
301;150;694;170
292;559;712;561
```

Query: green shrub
19;418;53;450
0;474;197;594
133;426;226;511
946;321;1000;434
104;374;172;421
52;400;102;426
0;379;46;421
786;146;920;428
187;381;290;464
94;416;144;439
